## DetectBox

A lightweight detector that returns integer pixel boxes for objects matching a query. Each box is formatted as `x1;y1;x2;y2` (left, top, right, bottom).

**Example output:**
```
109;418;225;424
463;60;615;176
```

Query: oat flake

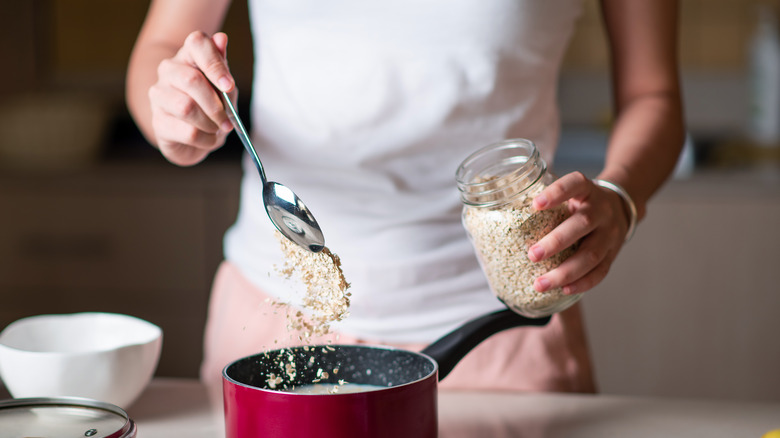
463;184;578;317
264;232;353;392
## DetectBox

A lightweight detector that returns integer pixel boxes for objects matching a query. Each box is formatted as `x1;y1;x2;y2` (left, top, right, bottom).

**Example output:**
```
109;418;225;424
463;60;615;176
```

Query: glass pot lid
0;397;135;438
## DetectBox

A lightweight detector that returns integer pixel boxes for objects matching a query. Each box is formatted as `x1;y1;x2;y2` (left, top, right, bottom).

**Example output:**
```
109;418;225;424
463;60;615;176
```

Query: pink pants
200;261;596;408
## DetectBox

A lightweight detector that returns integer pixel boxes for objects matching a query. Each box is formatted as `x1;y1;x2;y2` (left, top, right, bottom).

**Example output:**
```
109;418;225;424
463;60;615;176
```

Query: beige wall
582;173;780;402
564;0;780;72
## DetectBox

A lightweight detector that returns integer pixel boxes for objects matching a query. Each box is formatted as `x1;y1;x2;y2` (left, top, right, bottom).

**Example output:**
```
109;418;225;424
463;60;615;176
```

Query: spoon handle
220;91;267;184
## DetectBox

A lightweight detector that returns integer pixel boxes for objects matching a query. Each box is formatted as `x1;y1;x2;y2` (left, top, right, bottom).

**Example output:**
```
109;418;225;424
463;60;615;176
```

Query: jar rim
455;139;546;207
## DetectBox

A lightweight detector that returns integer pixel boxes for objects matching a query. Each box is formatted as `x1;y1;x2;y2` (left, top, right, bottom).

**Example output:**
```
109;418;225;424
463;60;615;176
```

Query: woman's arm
529;0;685;295
598;0;686;219
126;0;236;166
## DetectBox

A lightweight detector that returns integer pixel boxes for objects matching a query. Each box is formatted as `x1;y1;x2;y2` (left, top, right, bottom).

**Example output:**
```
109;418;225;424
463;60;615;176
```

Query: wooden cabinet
0;161;241;378
0;192;206;292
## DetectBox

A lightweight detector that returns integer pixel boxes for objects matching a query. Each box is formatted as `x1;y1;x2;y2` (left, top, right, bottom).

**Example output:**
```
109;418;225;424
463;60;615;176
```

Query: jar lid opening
455;139;546;207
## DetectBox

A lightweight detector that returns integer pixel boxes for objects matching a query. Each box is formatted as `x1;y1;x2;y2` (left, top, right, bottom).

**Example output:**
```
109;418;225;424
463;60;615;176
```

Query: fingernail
218;76;232;91
564;284;577;295
529;245;545;262
221;120;233;132
534;277;550;292
534;194;548;209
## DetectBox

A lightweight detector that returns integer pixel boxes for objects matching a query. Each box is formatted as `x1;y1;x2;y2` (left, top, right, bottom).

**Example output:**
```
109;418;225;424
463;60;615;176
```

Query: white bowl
0;312;162;408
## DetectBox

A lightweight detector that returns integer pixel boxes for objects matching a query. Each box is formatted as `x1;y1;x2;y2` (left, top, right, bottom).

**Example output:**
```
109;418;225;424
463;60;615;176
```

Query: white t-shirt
224;0;584;343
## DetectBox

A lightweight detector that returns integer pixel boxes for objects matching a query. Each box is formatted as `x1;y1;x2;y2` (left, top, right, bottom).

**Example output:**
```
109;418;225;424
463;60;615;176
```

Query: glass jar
455;138;581;318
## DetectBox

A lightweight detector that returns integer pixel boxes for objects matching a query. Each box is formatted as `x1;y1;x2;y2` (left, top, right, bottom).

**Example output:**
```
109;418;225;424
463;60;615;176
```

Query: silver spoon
219;91;325;252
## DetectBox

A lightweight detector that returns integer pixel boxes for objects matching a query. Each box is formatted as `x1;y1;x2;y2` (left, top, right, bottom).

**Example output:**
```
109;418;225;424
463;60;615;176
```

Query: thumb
212;32;229;59
212;32;237;101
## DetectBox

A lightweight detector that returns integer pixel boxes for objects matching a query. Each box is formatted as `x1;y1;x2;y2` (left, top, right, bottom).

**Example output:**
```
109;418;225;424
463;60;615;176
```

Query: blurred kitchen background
1;0;779;403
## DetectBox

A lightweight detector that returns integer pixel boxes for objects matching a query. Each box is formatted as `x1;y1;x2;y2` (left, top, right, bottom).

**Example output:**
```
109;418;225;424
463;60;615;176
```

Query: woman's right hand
148;31;237;166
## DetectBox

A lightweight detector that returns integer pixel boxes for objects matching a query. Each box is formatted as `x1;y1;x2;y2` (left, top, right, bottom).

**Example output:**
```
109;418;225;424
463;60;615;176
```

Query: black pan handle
420;309;551;381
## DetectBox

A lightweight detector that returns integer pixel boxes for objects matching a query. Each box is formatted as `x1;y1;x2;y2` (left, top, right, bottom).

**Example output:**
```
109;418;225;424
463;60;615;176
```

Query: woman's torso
224;0;584;343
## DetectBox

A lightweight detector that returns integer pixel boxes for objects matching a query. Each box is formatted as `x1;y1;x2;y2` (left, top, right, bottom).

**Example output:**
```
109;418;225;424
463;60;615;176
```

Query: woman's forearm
126;43;180;146
598;0;685;221
125;0;231;148
598;92;685;221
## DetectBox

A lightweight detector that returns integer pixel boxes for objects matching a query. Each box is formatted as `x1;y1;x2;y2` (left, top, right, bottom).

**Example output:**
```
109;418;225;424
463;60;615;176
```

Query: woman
127;0;684;408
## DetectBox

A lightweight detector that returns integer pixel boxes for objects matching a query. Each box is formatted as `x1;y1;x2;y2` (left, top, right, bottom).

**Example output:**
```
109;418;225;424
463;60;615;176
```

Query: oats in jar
463;183;577;317
456;138;582;318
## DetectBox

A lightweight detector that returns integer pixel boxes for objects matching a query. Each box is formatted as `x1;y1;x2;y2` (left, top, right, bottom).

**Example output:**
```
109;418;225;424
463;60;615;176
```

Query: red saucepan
222;309;550;438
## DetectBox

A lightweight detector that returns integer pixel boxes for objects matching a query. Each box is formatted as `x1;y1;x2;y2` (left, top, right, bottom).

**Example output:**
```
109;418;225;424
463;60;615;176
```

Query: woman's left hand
527;171;630;295
525;0;685;296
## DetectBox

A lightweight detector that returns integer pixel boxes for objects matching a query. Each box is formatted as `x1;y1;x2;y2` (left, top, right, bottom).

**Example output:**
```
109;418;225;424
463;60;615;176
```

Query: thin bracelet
593;179;637;242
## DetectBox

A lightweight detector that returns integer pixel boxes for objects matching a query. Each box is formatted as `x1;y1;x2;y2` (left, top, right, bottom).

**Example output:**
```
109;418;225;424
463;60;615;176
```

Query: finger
527;204;599;263
158;141;211;167
149;81;221;135
210;33;234;114
152;110;225;153
156;125;228;167
533;234;614;294
533;171;592;211
212;32;229;57
157;59;233;133
181;31;234;92
560;261;610;295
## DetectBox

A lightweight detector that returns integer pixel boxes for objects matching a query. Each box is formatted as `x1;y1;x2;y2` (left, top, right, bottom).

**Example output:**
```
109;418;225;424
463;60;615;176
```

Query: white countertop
117;378;780;437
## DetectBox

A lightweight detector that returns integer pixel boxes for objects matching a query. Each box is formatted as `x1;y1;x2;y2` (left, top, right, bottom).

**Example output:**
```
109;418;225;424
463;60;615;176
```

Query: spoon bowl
263;181;325;252
219;91;325;252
